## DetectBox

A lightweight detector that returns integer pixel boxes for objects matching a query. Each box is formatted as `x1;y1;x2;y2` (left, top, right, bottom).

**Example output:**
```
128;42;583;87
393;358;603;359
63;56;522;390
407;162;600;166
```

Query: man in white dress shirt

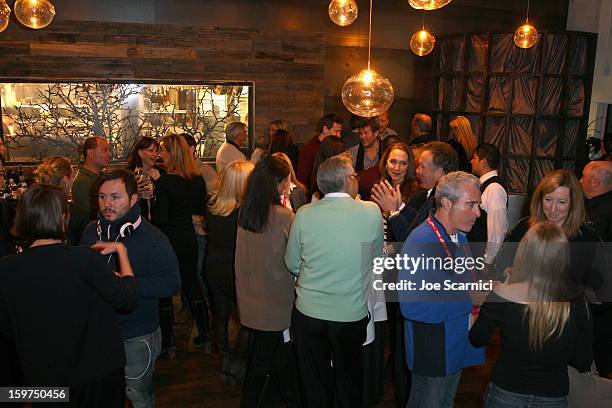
470;143;508;267
215;121;247;175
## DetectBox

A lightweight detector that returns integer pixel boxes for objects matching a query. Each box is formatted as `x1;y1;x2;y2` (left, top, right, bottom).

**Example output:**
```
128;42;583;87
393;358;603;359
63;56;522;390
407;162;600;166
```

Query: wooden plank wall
0;21;326;143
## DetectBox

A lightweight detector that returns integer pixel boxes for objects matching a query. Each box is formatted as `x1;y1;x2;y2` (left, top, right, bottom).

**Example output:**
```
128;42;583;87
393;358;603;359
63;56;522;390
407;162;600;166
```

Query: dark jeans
291;308;367;408
406;371;461;408
241;330;300;408
124;328;162;408
484;383;568;408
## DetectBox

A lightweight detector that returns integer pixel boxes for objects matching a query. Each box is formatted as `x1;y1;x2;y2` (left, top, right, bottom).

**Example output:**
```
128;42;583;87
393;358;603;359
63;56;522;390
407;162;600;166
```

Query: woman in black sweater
206;159;254;383
126;136;164;221
470;222;593;407
0;184;136;407
153;134;210;353
497;170;604;289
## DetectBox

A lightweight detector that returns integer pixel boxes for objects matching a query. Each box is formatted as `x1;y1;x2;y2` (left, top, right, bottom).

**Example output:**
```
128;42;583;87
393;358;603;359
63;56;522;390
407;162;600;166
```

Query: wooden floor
155;312;500;408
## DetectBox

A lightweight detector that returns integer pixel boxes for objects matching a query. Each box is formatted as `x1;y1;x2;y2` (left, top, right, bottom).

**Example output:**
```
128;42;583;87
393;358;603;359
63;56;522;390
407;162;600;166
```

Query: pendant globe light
0;0;10;33
408;0;452;11
342;0;394;118
410;13;435;56
329;0;359;27
514;0;538;49
14;0;56;30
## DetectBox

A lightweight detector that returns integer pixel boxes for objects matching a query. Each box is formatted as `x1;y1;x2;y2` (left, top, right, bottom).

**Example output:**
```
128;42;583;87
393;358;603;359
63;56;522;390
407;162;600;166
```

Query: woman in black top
497;170;604;289
470;222;593;407
206;159;254;383
0;184;136;407
269;129;300;172
153;134;210;353
126;137;163;221
448;116;477;172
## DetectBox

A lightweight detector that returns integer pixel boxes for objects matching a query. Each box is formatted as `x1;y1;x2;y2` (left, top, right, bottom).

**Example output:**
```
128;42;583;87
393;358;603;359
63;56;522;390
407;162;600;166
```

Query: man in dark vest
580;160;612;379
470;143;508;269
348;118;380;172
581;160;612;242
408;113;435;146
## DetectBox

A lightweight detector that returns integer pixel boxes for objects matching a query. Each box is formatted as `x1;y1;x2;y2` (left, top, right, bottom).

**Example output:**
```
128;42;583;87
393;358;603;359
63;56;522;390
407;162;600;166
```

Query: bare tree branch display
3;83;247;162
139;85;245;158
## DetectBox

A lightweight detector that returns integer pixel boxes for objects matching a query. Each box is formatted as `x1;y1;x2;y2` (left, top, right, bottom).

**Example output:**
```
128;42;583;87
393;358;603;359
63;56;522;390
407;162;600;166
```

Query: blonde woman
470;222;593;407
500;170;602;287
205;160;254;383
272;152;306;212
449;116;477;172
34;156;73;195
153;134;210;354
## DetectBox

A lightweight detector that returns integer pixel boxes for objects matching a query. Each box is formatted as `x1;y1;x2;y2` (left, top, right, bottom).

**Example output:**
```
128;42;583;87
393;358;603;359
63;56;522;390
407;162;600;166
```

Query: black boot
191;299;212;353
214;319;229;353
158;297;176;358
229;326;251;383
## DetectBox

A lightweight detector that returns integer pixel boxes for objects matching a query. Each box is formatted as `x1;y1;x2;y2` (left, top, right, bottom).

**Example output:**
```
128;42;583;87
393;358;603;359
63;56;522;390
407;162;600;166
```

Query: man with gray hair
581;160;612;242
581;161;612;378
285;154;384;407
398;171;485;407
409;113;434;146
215;121;247;175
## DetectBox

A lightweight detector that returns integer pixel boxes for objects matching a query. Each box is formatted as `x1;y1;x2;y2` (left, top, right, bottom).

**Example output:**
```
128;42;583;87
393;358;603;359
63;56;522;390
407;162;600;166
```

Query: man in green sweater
285;154;384;408
68;136;112;243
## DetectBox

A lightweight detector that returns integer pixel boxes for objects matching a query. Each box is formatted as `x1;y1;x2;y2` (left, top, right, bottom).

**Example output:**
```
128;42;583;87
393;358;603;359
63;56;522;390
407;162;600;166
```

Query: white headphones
97;216;143;242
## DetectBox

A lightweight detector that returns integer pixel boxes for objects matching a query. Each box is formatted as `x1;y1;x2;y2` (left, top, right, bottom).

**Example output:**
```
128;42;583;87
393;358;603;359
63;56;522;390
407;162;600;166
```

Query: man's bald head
581;161;612;199
411;113;432;139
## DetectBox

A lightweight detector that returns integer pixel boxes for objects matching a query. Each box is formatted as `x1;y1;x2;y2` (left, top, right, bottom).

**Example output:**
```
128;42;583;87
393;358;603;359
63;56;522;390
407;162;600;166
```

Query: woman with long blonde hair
206;160;254;383
449;116;477;172
470;222;593;407
153;133;210;355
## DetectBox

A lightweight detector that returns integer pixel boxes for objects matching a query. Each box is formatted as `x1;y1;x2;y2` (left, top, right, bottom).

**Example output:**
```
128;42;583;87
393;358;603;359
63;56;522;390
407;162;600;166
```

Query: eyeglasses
349;172;360;181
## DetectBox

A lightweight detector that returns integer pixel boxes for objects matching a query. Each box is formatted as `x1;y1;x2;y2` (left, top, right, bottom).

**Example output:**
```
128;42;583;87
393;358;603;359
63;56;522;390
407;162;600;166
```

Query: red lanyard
426;216;476;282
426;216;453;258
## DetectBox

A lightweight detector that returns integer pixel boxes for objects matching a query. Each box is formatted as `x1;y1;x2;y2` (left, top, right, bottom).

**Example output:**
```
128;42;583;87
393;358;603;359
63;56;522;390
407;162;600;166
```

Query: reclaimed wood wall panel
0;21;326;144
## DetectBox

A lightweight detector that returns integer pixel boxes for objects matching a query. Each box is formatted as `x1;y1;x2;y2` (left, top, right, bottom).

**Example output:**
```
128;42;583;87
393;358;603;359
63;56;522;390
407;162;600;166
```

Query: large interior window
0;82;252;163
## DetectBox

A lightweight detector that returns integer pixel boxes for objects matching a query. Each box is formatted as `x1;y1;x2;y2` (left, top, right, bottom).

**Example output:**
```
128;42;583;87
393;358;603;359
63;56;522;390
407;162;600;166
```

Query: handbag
568;364;612;408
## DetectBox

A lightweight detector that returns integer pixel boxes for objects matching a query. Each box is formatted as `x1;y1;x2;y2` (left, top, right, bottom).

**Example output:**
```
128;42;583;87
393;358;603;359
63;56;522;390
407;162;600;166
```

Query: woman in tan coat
235;155;299;407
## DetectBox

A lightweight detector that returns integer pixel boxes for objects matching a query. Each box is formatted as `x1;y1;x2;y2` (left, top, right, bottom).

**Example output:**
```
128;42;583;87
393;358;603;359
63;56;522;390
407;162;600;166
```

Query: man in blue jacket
80;169;180;408
399;171;485;408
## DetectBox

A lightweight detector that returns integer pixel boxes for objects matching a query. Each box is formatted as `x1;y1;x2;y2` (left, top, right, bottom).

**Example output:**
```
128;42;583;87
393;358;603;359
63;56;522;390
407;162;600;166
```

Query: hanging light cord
526;0;530;23
367;0;372;70
422;10;425;31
